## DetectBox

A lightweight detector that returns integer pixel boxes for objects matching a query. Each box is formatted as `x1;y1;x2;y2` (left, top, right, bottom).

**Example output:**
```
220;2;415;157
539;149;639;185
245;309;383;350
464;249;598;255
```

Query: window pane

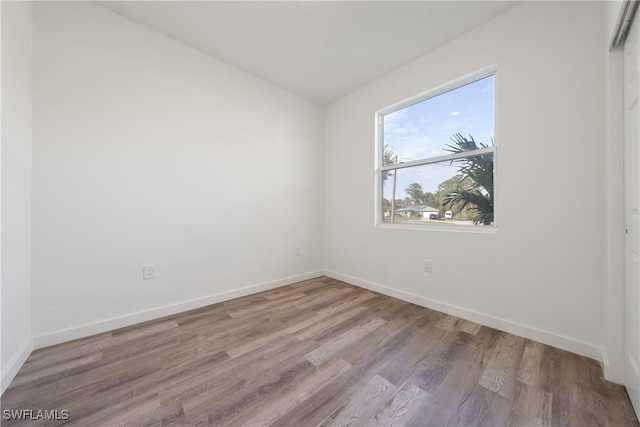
383;75;494;163
381;154;494;226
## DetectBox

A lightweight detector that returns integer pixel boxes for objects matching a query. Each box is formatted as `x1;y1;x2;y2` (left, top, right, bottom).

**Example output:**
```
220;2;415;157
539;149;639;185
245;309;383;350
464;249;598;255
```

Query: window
377;69;496;228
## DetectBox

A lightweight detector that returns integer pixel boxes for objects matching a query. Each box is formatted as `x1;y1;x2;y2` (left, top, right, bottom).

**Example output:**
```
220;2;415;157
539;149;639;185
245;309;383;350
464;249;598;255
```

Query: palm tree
382;145;396;182
442;133;494;225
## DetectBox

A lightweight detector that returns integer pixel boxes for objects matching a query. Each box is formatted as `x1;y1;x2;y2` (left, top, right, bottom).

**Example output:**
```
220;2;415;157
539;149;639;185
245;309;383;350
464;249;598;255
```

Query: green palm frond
443;189;494;225
442;134;494;225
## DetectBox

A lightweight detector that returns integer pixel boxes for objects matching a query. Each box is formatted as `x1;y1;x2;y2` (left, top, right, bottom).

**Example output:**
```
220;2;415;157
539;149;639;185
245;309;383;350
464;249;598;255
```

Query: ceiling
96;1;520;106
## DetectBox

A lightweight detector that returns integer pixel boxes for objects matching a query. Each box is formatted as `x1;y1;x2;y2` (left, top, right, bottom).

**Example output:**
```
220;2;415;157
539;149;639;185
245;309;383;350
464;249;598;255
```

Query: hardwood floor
2;276;638;426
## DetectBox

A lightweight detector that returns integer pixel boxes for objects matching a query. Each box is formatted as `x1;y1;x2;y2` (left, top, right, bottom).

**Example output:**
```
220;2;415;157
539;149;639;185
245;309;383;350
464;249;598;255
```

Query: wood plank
227;292;307;318
66;393;161;426
318;374;396;426
508;380;552;427
517;339;546;386
418;338;488;426
160;338;319;411
478;331;526;399
294;286;359;311
294;306;369;341
376;314;447;387
457;319;483;335
406;331;474;394
315;291;377;317
435;314;462;332
183;358;316;424
365;381;430;426
449;384;513;426
232;358;352;426
9;352;103;388
304;317;386;366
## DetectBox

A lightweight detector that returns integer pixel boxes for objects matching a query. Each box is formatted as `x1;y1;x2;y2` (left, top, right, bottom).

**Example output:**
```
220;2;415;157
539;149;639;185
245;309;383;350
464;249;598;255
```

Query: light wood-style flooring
2;277;639;426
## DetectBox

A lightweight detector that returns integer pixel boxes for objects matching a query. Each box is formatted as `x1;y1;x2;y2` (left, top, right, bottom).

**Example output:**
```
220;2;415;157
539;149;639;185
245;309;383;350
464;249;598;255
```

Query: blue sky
382;75;494;203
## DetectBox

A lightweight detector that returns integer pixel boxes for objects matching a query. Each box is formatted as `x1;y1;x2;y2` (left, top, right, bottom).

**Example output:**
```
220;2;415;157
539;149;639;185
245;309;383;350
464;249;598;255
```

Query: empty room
2;0;640;425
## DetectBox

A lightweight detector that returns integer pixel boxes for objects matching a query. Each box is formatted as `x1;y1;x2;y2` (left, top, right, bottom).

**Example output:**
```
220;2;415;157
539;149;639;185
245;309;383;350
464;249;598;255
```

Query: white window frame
375;66;498;232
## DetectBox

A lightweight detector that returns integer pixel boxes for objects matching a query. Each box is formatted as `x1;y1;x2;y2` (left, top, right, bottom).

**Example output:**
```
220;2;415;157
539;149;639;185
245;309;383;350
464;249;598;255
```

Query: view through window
379;71;496;227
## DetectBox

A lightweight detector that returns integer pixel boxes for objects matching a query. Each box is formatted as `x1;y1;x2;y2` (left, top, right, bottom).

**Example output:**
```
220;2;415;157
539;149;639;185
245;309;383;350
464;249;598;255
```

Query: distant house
395;206;440;219
419;206;441;219
394;207;416;217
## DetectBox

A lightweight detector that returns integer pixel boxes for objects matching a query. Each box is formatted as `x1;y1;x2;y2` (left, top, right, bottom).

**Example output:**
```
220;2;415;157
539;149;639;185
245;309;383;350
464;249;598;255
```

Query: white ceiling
96;1;520;106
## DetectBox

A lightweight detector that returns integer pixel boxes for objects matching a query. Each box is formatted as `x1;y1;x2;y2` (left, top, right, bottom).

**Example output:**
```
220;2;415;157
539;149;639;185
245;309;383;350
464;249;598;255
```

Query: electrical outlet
423;259;433;273
143;264;155;280
295;248;301;257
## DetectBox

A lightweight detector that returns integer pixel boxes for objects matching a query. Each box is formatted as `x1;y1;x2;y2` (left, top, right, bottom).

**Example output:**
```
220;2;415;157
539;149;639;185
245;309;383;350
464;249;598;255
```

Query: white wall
324;1;608;360
1;1;34;393
31;2;323;345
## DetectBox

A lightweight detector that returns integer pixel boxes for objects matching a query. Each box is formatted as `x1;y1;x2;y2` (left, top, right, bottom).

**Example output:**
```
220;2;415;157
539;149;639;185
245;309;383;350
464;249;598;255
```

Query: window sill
376;221;498;234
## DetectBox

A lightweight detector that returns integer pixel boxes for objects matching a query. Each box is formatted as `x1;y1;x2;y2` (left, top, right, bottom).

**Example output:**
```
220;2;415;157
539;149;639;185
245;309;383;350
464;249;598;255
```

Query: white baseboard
324;270;602;362
1;338;33;395
599;345;627;384
601;345;613;380
33;271;324;350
